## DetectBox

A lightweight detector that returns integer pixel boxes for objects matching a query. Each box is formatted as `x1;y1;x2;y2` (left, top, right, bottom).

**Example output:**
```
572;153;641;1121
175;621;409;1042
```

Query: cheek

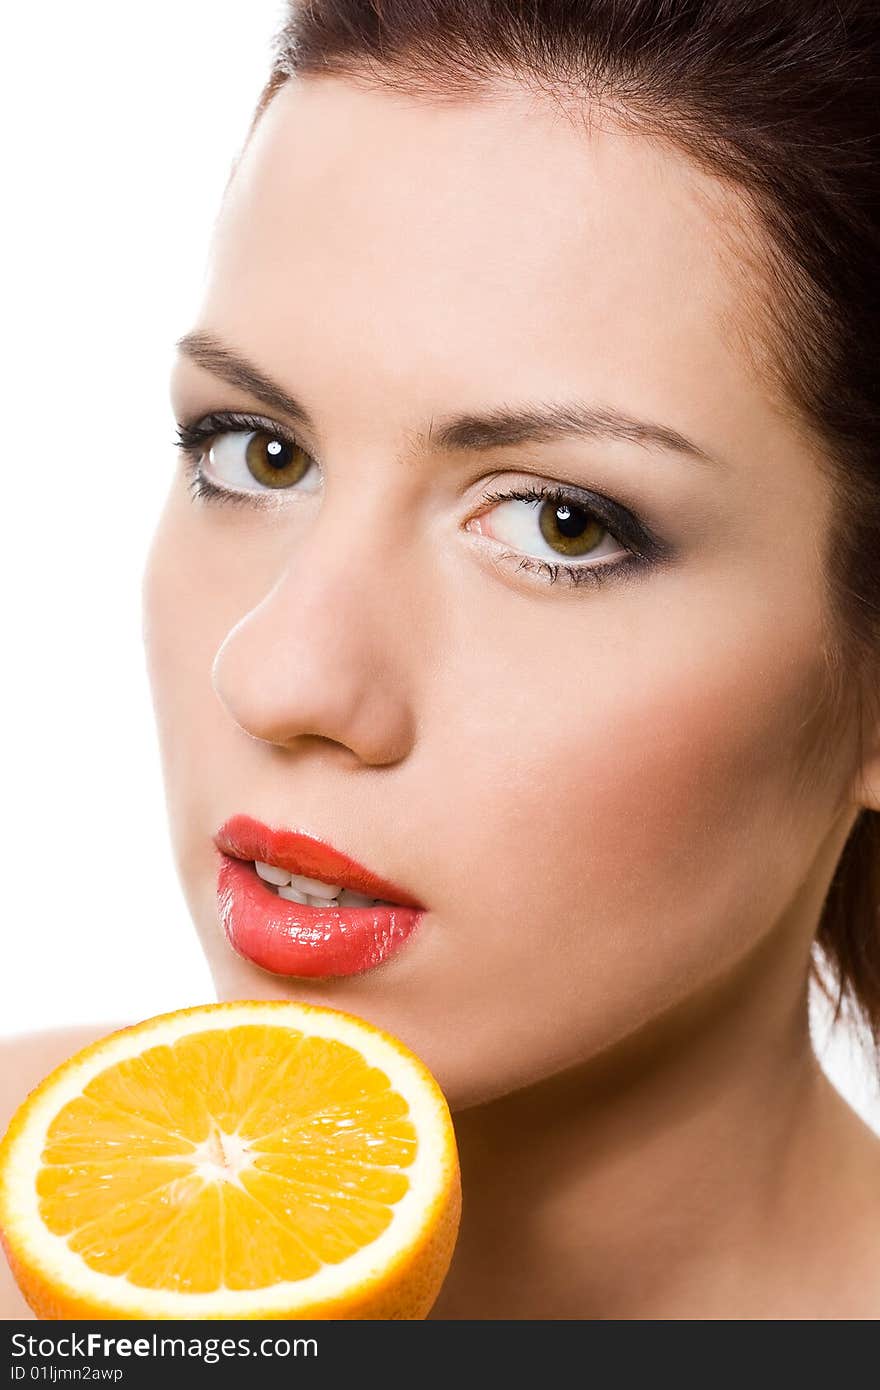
142;492;244;830
143;483;288;707
429;592;833;991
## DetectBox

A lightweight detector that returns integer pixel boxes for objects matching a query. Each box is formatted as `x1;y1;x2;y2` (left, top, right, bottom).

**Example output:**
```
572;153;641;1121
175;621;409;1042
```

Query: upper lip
214;814;425;909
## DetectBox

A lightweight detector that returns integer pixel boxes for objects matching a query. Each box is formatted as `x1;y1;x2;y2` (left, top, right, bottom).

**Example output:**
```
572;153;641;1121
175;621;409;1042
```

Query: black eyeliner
174;410;306;456
478;483;672;567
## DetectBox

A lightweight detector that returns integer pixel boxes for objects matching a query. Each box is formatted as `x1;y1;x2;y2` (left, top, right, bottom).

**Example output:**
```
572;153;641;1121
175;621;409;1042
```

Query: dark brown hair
254;2;880;1046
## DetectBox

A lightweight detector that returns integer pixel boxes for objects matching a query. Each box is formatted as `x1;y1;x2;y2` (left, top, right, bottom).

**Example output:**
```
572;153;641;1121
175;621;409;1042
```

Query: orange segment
0;1002;460;1320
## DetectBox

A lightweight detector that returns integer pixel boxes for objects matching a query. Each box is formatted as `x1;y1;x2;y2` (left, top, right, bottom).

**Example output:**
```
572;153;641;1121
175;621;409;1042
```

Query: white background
1;2;878;1133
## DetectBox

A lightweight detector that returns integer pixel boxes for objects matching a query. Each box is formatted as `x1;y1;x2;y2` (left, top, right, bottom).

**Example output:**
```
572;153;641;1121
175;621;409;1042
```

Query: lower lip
217;854;426;979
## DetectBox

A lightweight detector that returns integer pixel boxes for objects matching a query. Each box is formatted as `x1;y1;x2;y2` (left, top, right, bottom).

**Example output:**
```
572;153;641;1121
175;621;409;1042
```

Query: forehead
197;76;773;459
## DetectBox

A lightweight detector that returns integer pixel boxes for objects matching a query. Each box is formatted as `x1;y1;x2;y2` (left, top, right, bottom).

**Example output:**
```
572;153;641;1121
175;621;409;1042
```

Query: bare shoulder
1;1022;125;1321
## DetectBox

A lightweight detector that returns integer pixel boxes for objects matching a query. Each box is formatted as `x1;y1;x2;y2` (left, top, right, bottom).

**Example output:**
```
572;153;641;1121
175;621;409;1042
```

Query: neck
431;916;878;1319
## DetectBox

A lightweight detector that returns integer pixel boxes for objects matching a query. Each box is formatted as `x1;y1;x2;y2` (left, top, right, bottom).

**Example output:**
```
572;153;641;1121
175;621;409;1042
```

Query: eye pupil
245;430;311;488
538;498;604;555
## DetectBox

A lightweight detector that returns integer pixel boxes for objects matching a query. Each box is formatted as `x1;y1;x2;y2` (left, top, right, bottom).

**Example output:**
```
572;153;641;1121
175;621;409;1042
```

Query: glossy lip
214;814;424;907
213;814;426;979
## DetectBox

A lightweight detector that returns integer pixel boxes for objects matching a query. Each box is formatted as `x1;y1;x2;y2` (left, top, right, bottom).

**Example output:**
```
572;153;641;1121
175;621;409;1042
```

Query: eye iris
245;431;310;488
538;498;605;556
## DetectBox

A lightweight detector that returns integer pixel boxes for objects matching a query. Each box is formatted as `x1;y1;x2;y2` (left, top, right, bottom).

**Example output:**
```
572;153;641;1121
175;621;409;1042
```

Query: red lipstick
213;814;426;979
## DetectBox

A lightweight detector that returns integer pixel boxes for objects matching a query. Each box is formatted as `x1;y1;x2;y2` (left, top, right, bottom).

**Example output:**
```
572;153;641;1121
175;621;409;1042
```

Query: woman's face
144;76;856;1108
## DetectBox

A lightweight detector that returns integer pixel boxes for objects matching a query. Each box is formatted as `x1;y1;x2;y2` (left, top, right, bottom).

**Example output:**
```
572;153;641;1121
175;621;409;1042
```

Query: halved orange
0;1001;460;1319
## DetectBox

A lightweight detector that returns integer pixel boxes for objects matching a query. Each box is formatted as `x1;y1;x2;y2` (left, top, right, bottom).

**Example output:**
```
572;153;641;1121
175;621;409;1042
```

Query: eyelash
175;412;288;508
475;486;656;590
174;411;667;590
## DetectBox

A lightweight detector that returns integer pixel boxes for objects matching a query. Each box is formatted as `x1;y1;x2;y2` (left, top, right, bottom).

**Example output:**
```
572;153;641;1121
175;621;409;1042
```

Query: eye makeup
174;409;676;590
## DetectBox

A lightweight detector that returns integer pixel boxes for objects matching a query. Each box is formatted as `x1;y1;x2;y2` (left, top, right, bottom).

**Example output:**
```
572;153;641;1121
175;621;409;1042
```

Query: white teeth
278;886;378;909
277;883;310;904
254;862;385;909
255;861;292;887
290;873;343;899
337;889;377;908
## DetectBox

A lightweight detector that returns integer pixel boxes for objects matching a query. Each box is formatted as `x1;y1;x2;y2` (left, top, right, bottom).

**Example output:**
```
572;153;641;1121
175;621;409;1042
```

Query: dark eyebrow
427;403;719;465
176;331;317;432
176;330;719;467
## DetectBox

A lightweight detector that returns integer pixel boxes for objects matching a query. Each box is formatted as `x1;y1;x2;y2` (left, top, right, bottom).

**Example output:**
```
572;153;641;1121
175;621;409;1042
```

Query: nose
211;503;421;766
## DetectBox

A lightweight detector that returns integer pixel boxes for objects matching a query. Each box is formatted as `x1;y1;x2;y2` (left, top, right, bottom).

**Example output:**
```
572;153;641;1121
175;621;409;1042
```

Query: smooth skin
5;74;880;1319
